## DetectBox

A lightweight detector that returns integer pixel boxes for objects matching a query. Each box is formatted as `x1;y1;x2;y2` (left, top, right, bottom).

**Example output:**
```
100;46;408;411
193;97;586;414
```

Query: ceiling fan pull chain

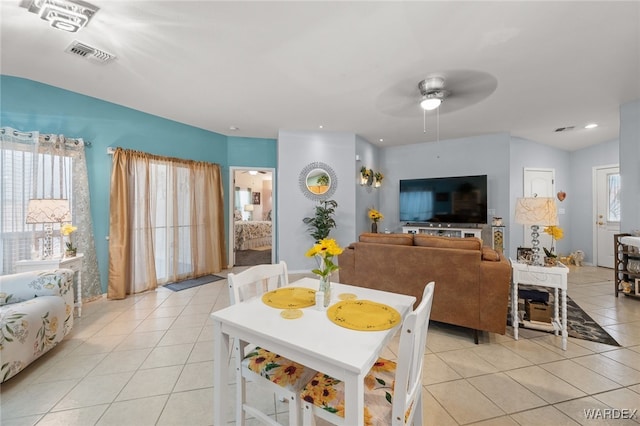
436;107;440;142
423;108;427;133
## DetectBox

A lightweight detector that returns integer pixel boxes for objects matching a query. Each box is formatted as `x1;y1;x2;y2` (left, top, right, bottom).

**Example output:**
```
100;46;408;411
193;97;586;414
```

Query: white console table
15;254;84;317
402;225;482;239
510;259;569;350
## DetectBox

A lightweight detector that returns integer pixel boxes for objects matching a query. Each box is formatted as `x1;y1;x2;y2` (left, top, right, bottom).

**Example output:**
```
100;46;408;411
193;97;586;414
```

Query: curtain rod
0;128;92;147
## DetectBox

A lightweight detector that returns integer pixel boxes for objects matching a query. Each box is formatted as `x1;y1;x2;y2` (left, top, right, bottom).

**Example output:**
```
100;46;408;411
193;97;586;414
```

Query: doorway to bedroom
229;167;275;267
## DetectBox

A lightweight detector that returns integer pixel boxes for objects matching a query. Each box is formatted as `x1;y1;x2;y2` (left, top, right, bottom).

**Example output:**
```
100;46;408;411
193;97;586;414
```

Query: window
1;137;72;273
607;173;621;222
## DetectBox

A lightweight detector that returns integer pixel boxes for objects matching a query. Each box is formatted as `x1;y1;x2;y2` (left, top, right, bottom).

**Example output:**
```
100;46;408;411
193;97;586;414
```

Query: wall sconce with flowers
374;172;384;188
360;166;373;186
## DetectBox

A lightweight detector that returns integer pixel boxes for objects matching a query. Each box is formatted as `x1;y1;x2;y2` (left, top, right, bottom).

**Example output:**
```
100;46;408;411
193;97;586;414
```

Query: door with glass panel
595;166;620;268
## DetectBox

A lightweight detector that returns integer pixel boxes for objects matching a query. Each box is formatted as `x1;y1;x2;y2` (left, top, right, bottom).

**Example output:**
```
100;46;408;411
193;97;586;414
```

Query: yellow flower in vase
305;238;344;307
543;226;564;263
368;208;384;233
60;223;78;256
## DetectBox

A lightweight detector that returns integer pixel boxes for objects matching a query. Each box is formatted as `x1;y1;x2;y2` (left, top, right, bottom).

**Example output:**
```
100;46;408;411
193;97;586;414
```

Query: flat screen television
399;174;488;225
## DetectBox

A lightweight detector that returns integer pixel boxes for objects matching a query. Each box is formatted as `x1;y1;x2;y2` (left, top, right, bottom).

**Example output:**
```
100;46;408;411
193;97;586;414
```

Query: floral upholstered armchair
0;269;74;382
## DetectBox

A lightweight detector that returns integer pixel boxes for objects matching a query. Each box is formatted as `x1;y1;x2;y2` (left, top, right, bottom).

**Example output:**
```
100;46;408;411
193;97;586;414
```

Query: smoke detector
65;40;116;64
20;0;99;33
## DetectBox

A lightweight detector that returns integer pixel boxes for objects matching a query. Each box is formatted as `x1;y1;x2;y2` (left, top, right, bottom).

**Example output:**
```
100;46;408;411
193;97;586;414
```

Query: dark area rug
235;249;272;266
508;287;620;347
164;274;224;291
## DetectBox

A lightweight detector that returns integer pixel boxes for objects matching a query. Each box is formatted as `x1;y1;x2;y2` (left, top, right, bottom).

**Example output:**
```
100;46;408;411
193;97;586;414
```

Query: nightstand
15;254;84;317
510;259;569;350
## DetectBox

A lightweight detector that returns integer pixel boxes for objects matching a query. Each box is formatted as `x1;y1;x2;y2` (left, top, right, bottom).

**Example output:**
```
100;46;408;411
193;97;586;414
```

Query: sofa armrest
478;254;512;334
0;269;74;306
337;246;355;284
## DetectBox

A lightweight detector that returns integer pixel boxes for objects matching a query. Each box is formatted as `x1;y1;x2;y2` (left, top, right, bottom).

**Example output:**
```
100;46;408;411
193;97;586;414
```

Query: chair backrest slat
392;281;435;425
228;261;289;305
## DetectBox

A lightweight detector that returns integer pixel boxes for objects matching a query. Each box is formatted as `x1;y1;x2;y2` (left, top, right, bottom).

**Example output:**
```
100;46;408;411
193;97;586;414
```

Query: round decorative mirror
299;162;338;201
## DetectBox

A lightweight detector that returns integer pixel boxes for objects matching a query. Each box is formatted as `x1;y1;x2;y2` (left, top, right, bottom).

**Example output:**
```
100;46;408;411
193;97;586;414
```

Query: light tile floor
2;266;640;425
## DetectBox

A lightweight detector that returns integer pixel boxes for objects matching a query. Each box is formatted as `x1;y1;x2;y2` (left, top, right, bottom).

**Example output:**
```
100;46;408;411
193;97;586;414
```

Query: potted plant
543;226;564;266
302;199;338;242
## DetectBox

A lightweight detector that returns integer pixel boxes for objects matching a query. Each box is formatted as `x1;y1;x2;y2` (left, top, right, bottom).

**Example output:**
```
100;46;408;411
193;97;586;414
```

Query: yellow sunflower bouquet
305;238;344;279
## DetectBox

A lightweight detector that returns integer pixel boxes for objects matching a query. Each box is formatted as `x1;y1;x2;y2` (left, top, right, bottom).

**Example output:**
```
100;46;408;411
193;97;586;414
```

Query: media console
402;224;482;239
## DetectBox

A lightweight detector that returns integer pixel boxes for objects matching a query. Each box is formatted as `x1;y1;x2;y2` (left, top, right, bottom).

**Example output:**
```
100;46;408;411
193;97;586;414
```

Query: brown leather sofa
337;232;512;342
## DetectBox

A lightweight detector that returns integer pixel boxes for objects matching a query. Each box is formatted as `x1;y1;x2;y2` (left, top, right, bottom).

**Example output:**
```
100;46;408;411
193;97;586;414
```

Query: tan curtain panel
108;148;226;299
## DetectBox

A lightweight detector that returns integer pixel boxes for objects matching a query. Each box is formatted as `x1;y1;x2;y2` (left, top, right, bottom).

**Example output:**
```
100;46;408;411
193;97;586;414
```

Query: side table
510;259;569;350
15;254;84;317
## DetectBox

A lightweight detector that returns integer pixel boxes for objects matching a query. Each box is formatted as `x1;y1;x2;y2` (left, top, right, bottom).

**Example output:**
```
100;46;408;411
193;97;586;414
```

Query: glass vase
371;222;378;233
319;275;331;308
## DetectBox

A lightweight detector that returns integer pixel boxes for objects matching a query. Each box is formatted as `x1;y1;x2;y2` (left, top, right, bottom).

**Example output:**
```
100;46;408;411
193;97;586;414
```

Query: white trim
228;167;276;268
592;164;620;267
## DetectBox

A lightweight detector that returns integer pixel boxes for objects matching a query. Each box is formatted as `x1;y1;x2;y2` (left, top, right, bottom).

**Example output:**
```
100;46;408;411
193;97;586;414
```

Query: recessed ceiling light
379;138;384;142
585;123;598;129
318;125;324;129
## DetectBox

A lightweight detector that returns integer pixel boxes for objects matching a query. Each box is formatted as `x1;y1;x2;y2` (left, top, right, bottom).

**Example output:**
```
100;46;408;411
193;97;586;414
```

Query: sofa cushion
413;234;482;251
0;270;70;306
482;246;501;261
359;233;414;246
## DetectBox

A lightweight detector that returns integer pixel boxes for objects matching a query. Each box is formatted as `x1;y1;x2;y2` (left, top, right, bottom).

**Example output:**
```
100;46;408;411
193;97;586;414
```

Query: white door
595;166;620;268
523;168;555;250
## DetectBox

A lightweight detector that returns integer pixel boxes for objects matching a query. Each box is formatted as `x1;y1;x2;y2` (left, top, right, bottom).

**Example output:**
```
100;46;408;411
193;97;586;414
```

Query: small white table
15;254;84;317
510;259;569;350
211;277;416;426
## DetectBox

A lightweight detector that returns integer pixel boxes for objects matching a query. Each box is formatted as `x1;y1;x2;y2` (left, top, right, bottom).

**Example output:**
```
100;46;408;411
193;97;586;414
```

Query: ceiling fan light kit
420;96;442;111
418;76;450;110
21;0;99;33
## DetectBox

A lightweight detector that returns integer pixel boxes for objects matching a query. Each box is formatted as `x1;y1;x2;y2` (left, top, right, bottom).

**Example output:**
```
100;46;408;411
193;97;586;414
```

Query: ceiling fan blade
377;69;498;117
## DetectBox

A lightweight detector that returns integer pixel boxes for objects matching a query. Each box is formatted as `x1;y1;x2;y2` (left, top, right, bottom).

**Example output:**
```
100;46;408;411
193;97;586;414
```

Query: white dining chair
227;261;317;426
300;281;435;426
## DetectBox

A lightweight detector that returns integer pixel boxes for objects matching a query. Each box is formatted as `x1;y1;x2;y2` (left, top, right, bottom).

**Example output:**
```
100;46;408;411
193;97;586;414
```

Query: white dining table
211;277;416;426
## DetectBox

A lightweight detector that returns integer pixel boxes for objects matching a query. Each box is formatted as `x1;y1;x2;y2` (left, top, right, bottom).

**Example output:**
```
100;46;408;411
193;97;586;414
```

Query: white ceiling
2;1;639;151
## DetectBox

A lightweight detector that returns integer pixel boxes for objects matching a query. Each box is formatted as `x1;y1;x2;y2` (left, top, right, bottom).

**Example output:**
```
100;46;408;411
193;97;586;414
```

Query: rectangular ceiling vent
65;40;115;64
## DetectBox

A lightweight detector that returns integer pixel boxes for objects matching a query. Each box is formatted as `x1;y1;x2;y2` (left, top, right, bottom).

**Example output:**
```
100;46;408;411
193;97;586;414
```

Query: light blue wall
569;139;619;263
1;76;276;292
620;100;640;232
355;136;380;234
509;137;572;258
379;133;511;245
277;131;357;272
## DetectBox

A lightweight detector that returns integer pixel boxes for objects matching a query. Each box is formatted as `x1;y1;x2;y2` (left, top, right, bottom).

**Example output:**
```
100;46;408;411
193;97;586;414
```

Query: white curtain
0;127;101;301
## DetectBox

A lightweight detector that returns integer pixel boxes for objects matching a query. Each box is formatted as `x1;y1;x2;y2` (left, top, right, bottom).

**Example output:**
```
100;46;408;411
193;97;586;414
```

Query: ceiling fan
376;69;498;118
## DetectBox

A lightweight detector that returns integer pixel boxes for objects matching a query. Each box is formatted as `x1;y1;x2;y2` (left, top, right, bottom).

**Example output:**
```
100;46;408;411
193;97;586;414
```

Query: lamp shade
514;197;558;226
25;199;71;224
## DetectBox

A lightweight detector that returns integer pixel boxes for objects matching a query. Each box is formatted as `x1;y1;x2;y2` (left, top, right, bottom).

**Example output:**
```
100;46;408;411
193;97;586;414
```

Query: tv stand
402;224;482;239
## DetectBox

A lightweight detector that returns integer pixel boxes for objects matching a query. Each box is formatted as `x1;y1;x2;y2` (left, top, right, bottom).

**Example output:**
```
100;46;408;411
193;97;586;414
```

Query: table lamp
244;204;254;221
25;198;71;259
514;197;558;266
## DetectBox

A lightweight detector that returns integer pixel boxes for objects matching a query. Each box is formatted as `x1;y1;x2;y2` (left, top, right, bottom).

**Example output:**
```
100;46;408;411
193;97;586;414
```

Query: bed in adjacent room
234;220;272;251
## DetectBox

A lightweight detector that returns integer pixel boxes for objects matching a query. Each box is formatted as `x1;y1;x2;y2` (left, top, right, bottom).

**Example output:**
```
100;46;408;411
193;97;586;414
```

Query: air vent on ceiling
65;40;115;64
554;126;575;132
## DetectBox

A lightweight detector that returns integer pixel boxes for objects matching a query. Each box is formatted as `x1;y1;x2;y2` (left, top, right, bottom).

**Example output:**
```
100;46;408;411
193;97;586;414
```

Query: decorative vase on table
319;274;331;308
371;222;378;233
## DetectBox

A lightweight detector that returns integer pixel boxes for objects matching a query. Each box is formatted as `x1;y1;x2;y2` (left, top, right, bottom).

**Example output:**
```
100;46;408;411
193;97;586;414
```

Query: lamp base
530;225;543;266
42;224;54;259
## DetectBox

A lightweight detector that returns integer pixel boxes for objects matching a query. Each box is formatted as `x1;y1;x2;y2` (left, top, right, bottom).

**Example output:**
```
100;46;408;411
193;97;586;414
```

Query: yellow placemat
262;287;316;309
327;300;401;331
